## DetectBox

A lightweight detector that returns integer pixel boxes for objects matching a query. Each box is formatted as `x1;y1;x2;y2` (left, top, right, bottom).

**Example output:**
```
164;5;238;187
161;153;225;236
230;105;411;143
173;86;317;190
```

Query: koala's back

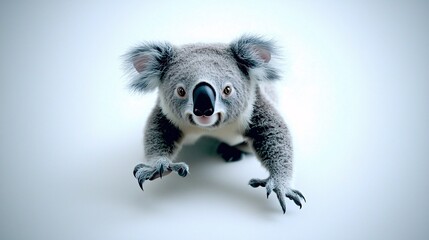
258;81;279;105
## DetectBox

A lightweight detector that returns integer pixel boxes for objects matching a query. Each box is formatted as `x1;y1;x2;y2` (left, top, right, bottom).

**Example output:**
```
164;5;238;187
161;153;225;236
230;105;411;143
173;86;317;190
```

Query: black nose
193;82;216;117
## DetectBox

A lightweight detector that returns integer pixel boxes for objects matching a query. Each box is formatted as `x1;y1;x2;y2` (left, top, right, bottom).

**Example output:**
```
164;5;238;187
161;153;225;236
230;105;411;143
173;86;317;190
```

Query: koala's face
126;35;278;129
158;45;252;128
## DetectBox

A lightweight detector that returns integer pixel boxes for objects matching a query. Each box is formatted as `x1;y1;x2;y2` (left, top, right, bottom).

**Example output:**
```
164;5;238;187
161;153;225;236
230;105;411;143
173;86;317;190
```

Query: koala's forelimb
144;105;183;158
245;89;306;213
133;105;188;190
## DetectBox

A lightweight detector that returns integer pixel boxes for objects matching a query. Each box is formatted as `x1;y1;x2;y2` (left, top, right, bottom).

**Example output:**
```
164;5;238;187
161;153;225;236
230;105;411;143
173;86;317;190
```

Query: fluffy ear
124;42;175;92
230;35;280;81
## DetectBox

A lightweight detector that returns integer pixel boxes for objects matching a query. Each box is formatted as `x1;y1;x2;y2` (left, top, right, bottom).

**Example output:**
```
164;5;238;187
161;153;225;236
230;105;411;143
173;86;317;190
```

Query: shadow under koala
134;137;277;214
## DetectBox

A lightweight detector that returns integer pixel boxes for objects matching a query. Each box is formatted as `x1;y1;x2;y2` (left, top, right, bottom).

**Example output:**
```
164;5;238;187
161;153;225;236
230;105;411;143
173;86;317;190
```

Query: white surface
1;1;428;239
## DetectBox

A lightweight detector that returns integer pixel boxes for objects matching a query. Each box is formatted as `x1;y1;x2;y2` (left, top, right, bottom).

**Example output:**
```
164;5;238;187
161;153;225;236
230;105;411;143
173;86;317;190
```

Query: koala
124;35;305;213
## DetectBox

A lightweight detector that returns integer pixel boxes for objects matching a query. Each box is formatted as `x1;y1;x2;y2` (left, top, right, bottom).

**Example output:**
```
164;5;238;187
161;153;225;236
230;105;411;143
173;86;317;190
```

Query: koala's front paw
249;177;306;214
133;160;189;190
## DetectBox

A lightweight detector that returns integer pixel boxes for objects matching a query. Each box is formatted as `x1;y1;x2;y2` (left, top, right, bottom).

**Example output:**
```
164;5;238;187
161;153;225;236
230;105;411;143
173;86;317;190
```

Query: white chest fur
180;119;247;146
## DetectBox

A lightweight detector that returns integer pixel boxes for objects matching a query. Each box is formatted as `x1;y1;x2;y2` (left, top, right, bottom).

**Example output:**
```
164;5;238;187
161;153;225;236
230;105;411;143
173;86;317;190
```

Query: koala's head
125;35;280;129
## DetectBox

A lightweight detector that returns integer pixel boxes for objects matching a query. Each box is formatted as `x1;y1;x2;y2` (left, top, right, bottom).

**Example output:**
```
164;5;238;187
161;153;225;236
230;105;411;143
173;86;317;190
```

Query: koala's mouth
189;113;222;128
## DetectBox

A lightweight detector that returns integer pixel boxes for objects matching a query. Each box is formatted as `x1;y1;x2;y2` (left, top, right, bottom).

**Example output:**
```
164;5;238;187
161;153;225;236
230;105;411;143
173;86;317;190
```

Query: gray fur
230;34;281;81
125;35;305;213
124;42;175;92
144;104;183;158
245;86;294;181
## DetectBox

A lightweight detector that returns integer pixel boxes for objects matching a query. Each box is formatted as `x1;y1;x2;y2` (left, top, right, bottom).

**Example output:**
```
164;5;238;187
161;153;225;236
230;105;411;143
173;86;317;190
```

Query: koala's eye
177;87;186;97
223;86;232;96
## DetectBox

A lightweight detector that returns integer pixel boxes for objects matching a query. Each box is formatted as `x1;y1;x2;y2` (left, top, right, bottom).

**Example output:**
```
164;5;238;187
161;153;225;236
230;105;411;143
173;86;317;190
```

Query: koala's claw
249;178;267;188
287;189;306;207
133;162;189;190
133;163;144;178
177;167;188;177
249;177;306;214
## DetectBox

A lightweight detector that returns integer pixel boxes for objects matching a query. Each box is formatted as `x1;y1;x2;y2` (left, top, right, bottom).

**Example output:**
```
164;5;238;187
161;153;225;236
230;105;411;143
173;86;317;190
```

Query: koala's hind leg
217;141;251;162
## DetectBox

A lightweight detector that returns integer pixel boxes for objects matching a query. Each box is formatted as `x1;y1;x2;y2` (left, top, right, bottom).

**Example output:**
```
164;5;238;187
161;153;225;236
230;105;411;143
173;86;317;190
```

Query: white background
1;0;428;239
